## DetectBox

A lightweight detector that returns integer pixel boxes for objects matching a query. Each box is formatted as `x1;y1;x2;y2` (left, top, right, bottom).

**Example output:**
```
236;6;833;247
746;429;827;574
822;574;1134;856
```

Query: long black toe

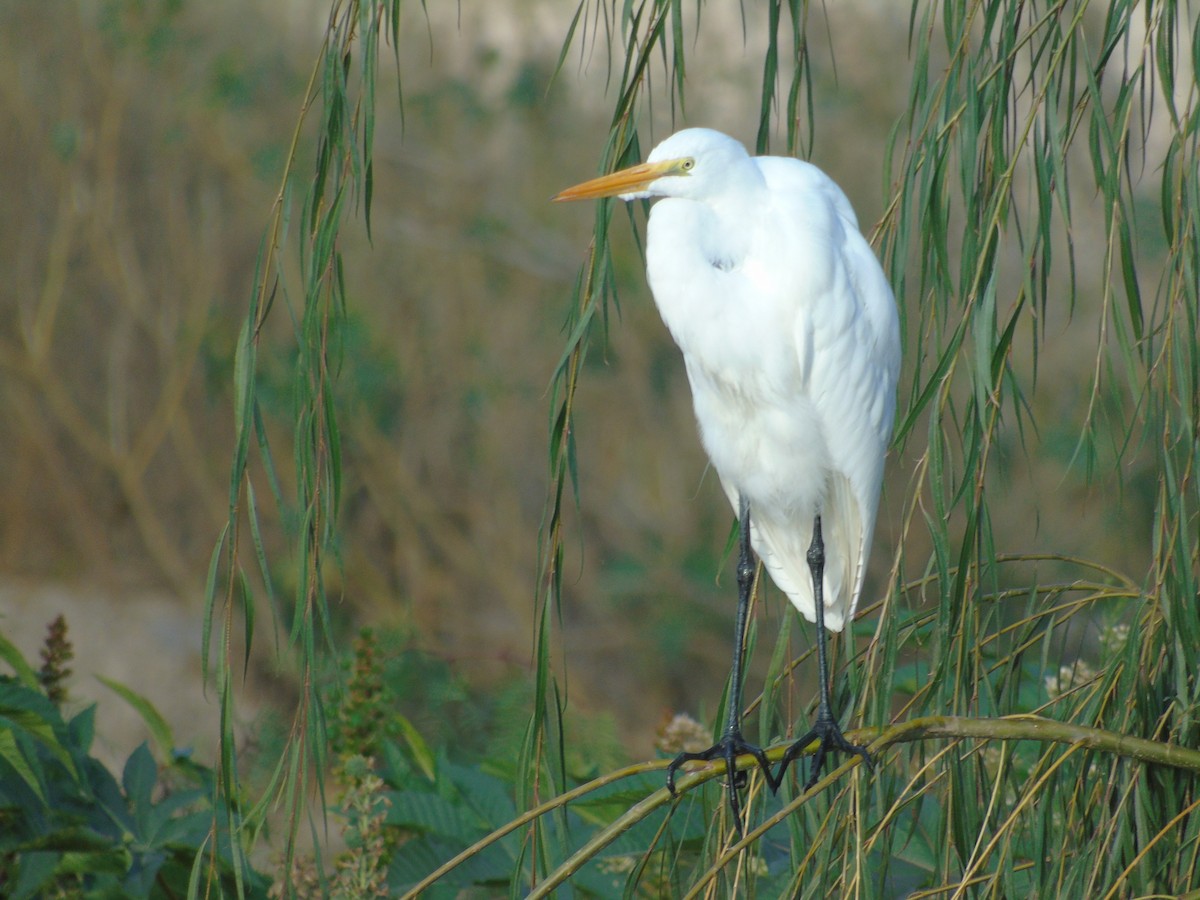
666;729;773;835
771;714;873;792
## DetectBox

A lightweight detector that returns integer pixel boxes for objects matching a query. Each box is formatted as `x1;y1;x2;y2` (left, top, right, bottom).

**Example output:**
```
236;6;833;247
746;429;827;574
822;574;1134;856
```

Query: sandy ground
0;576;267;775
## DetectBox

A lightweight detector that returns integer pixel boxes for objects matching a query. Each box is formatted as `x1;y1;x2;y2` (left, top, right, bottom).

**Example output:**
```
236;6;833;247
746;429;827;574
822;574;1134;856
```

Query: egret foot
773;713;873;792
666;729;773;835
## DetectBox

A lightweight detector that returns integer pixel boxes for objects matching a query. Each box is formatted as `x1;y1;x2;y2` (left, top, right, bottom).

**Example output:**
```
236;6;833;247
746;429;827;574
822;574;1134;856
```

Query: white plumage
561;128;899;631
555;127;900;811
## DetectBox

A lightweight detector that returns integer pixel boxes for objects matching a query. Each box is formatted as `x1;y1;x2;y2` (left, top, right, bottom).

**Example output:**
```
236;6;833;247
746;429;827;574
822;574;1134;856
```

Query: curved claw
772;715;874;792
665;730;773;835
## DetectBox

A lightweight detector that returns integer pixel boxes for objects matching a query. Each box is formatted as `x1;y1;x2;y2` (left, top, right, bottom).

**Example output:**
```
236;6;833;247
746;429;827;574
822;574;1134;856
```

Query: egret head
553;128;754;203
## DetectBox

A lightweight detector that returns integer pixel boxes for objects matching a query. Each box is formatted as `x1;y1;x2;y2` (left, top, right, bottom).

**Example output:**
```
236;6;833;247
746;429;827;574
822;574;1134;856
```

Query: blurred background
0;0;1152;771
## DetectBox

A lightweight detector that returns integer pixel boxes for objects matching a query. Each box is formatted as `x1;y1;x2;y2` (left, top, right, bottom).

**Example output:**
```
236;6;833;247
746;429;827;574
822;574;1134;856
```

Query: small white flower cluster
1098;622;1131;656
1045;659;1098;699
597;854;637;875
655;712;712;755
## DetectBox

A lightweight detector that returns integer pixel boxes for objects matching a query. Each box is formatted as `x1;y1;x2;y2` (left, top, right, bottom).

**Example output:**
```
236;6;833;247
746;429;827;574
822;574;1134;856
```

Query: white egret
554;128;900;828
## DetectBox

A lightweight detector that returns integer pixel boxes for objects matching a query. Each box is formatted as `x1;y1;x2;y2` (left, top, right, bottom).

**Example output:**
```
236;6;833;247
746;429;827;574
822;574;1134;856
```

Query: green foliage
0;623;270;899
512;0;1200;896
329;629;403;769
328;627;526;774
320;667;677;897
387;755;727;897
250;626;635;896
209;0;1200;896
206;0;408;889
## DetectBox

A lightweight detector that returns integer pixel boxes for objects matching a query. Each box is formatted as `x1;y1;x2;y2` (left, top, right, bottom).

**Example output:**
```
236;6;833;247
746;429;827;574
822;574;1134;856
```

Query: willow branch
529;714;1200;899
403;714;1200;897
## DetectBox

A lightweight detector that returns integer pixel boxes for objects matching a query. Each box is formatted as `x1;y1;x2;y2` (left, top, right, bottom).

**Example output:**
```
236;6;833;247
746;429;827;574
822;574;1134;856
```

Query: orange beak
553;158;684;201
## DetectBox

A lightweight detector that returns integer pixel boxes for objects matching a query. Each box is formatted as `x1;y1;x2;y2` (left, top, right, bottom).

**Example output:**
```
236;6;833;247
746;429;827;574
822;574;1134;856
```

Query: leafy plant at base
0;618;269;899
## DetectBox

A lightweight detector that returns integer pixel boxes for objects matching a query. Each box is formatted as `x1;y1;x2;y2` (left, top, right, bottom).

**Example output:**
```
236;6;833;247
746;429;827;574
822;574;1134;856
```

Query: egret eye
680;158;696;172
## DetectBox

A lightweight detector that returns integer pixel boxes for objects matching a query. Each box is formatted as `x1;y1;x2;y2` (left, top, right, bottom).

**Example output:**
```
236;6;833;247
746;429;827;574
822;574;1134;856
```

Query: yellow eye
680;158;696;172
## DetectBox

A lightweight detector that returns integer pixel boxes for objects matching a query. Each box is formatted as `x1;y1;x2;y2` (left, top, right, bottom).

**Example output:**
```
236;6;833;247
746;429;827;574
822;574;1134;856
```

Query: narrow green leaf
396;713;435;781
96;675;175;761
0;727;47;804
1116;210;1144;341
201;524;226;690
0;630;40;689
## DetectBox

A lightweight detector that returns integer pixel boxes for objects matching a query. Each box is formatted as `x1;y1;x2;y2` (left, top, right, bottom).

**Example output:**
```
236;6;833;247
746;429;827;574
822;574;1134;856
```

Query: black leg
666;494;772;835
771;515;873;792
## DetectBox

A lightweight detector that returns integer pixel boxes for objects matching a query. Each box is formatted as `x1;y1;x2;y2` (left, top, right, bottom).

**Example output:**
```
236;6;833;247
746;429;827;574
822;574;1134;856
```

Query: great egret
554;128;900;828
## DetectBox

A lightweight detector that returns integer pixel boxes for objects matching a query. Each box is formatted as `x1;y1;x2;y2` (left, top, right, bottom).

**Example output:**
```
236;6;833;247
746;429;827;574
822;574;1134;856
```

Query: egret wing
748;159;900;629
805;220;899;626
